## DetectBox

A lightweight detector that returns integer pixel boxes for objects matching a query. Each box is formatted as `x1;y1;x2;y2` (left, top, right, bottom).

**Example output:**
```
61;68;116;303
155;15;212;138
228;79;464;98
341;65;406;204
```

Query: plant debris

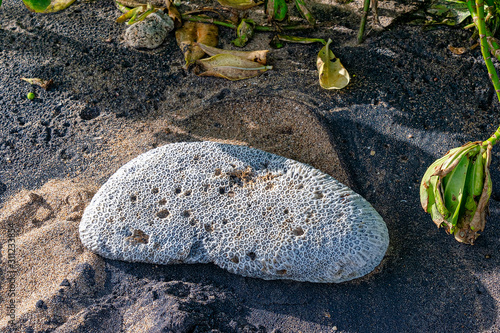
20;77;53;90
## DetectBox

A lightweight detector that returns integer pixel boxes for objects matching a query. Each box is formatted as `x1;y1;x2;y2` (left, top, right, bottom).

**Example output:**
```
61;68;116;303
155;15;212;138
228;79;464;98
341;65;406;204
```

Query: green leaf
316;39;350;90
232;19;255;47
266;0;288;22
294;0;315;26
22;0;51;12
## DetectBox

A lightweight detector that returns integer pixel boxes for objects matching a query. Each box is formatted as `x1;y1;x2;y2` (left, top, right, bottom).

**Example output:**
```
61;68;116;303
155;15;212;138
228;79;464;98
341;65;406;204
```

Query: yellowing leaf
316;39;349;90
216;0;263;10
42;0;75;12
194;54;272;80
197;43;268;65
176;22;218;69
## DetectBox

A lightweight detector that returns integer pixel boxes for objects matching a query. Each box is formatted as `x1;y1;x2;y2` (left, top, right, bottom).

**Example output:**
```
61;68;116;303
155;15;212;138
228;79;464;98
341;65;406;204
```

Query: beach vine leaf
316;39;350;89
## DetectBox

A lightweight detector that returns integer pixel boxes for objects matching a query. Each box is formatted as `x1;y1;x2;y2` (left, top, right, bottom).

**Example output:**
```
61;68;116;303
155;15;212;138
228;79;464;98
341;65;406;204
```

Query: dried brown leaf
448;45;466;55
20;77;53;90
197;43;268;64
194;54;272;80
176;22;218;69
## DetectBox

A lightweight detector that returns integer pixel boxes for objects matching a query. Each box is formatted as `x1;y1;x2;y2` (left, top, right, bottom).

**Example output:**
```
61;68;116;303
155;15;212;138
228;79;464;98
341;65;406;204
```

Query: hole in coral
126;229;149;244
152;188;159;194
204;224;213;232
159;198;167;205
276;269;287;275
230;256;239;264
156;209;170;219
284;208;289;214
189;218;197;226
193;155;200;161
175;188;182;194
314;191;324;199
247;252;256;260
130;194;137;202
292;227;304;236
183;210;191;218
219;187;225;195
296;184;304;190
228;191;235;198
222;219;228;225
185;190;192;196
265;183;274;190
202;184;210;192
214;168;222;176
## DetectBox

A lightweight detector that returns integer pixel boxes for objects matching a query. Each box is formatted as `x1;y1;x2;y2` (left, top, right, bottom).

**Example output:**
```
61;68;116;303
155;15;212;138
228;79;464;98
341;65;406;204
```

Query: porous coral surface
80;141;389;283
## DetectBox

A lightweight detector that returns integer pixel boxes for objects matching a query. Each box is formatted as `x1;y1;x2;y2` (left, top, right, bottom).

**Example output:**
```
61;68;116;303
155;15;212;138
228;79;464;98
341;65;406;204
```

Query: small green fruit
27;92;35;100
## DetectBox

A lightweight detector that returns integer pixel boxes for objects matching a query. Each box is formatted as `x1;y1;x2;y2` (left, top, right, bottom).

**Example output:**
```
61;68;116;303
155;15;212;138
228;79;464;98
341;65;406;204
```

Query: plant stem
467;0;500;148
254;24;313;32
181;14;313;32
467;0;500;102
181;14;237;28
357;0;371;43
483;125;500;146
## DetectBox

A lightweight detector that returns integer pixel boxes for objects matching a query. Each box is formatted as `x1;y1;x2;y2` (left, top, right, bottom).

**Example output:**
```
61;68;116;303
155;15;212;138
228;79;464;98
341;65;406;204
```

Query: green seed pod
27;92;35;100
420;141;493;244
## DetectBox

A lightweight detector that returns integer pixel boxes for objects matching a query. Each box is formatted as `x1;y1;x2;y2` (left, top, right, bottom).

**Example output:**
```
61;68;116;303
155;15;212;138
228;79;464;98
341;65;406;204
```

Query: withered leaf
194;54;272;80
316;39;349;90
20;77;53;90
197;43;268;64
165;0;182;28
448;45;466;55
176;22;218;69
216;0;263;10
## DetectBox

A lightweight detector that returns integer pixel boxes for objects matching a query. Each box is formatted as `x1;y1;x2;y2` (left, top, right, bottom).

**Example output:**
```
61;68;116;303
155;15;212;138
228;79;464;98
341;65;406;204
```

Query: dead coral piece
79;142;389;283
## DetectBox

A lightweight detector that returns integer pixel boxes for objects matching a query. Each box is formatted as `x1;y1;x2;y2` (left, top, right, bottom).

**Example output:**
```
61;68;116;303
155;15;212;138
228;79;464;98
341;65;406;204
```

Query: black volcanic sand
1;0;500;331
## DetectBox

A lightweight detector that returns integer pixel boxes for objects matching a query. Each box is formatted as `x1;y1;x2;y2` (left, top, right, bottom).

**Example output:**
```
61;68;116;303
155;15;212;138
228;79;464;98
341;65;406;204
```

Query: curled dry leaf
165;0;182;28
194;54;272;80
20;77;53;90
316;39;349;90
176;22;218;69
197;43;268;64
448;45;466;55
216;0;263;9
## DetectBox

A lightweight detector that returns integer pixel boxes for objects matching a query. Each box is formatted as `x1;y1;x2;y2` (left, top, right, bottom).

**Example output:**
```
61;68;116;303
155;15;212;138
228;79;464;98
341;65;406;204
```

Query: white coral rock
124;11;174;49
79;142;389;283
